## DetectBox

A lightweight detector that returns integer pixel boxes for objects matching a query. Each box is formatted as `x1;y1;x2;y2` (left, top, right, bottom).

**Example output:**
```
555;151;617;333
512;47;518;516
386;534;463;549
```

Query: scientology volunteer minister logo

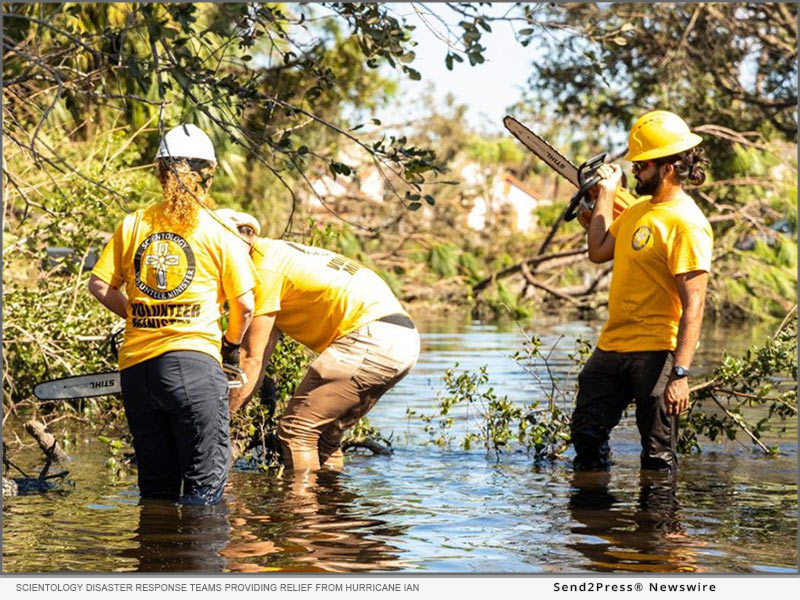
631;225;653;251
133;232;196;300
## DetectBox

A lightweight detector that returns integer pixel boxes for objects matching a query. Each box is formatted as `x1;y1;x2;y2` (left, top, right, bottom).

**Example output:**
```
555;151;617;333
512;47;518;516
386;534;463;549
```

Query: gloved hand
221;336;241;369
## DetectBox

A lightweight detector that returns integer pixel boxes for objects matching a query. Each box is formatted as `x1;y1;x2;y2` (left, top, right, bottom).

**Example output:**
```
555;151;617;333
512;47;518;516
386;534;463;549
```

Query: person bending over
221;210;420;472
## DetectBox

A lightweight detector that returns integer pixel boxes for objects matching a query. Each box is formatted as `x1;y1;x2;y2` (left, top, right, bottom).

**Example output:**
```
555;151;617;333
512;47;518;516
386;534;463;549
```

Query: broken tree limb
342;437;393;456
520;262;583;306
473;248;588;293
708;392;772;454
581;264;614;296
24;420;69;465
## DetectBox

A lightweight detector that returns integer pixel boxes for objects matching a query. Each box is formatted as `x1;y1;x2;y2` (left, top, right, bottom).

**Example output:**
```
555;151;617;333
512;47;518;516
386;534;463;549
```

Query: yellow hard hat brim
625;133;703;162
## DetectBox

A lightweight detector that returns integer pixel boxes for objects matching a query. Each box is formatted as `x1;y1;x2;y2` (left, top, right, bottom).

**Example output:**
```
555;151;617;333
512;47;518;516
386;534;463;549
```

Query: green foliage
709;239;797;320
427;243;460;278
476;281;533;321
409;333;585;461
534;203;567;229
2;131;152;409
408;363;520;456
97;435;131;480
457;251;483;283
231;336;310;468
679;308;797;454
412;313;796;465
3;2;462;245
464;135;525;166
518;3;796;140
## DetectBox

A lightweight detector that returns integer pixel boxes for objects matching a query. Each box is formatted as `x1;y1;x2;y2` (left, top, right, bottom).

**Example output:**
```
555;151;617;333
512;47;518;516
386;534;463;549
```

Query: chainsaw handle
109;326;125;360
564;174;601;222
564;152;609;222
223;364;248;389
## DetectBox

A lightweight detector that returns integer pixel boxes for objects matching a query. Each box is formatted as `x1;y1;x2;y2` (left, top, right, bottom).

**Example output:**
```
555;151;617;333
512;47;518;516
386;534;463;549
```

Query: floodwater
2;316;797;573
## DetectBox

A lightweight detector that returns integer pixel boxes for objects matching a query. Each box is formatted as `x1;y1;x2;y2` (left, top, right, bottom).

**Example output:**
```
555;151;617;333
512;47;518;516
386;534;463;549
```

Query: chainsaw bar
503;116;580;187
34;365;247;400
34;372;121;400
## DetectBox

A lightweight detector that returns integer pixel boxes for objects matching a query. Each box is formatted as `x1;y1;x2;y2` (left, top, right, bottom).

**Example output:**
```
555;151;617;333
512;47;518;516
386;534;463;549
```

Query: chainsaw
33;364;248;400
33;328;247;400
503;116;638;226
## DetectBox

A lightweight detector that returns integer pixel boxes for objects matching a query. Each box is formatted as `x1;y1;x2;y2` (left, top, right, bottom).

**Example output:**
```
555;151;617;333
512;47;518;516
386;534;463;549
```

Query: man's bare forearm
673;272;708;368
229;316;279;412
225;290;254;344
586;164;621;263
673;297;705;368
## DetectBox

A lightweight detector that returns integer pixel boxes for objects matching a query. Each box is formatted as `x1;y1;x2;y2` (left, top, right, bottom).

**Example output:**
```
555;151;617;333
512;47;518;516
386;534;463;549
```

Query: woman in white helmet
89;124;256;505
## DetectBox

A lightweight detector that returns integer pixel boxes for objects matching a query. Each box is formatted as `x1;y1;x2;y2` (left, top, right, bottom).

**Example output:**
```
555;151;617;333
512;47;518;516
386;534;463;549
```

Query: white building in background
461;163;551;235
304;159;551;235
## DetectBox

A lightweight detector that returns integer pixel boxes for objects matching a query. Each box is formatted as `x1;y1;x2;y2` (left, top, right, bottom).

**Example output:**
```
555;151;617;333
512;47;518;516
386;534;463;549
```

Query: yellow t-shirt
92;205;257;370
251;238;406;353
597;194;713;352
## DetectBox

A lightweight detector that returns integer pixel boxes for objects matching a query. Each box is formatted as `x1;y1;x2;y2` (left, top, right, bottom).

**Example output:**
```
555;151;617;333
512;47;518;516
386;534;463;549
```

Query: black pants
120;351;230;505
570;349;676;471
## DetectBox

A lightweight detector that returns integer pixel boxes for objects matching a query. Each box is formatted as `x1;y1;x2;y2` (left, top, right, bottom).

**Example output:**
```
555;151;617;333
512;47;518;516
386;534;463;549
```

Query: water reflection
120;500;230;572
3;318;796;573
223;470;409;572
568;470;702;573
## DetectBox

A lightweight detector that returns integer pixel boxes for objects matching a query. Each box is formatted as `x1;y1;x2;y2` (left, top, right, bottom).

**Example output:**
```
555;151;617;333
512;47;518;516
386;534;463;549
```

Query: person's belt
377;313;415;329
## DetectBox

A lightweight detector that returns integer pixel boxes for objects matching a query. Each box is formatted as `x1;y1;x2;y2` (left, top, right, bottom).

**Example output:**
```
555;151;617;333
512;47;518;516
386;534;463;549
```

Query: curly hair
153;159;216;234
667;146;709;187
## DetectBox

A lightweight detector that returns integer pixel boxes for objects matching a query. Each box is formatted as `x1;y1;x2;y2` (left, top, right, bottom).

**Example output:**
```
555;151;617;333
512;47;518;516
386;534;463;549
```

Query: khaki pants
278;319;420;471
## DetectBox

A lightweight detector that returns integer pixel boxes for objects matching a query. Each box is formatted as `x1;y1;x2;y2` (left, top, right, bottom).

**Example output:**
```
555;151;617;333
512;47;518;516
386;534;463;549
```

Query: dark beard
635;173;661;196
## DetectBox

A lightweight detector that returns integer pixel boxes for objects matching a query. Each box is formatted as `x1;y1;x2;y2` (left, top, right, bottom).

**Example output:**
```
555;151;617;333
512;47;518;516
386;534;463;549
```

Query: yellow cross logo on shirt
144;242;180;289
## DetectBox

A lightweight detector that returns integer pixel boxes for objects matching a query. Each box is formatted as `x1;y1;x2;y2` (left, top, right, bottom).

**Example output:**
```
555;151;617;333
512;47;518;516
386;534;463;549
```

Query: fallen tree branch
520;262;583;306
473;248;588;293
24;420;69;465
342;437;393;456
708;392;772;454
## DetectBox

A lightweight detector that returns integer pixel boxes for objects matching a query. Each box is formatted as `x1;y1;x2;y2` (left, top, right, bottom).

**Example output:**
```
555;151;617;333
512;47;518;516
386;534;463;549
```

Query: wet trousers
570;348;676;471
120;350;231;504
278;317;421;472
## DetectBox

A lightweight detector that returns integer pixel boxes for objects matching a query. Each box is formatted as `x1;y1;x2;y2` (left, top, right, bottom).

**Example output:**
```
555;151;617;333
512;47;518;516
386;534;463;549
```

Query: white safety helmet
155;124;217;166
215;208;261;236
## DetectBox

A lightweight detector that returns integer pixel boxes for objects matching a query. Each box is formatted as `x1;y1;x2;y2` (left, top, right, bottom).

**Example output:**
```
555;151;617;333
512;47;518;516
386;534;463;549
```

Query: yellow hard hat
625;110;703;162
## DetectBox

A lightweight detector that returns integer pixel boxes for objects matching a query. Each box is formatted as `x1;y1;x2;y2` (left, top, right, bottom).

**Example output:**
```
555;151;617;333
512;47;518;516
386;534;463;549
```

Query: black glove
221;336;241;367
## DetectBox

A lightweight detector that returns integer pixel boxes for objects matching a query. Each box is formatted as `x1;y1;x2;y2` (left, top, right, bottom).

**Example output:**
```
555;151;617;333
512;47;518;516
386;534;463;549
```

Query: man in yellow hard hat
571;110;713;471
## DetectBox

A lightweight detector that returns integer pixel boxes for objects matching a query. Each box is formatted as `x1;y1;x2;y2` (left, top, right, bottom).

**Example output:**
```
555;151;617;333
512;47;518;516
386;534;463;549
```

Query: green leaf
408;202;422;211
405;66;421;81
398;51;416;63
424;194;436;205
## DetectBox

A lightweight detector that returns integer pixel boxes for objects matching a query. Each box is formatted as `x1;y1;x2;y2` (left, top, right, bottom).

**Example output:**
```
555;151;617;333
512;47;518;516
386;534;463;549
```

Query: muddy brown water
2;316;796;573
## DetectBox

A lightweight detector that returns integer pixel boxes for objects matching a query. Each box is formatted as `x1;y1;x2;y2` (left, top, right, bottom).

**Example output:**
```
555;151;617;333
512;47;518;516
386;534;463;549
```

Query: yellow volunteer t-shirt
251;238;406;353
92;205;257;370
597;194;713;352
